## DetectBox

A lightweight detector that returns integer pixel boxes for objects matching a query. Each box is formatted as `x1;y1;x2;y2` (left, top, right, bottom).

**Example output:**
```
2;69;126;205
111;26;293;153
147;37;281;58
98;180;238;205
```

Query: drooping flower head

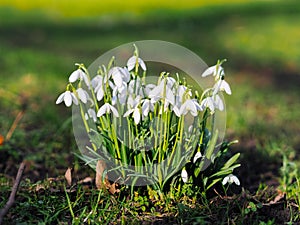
56;90;78;107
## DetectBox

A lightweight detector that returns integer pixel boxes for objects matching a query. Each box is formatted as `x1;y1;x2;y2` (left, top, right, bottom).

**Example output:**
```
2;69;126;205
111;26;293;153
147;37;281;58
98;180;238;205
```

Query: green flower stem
199;88;212;102
109;116;121;160
70;84;91;137
158;111;164;163
127;118;132;150
168;116;184;167
79;103;91;133
80;65;99;112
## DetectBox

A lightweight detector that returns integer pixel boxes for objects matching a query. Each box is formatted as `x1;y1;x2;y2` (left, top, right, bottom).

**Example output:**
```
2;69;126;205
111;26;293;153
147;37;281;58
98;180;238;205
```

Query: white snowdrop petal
166;77;176;88
80;70;90;87
138;58;147;71
133;108;140;124
127;56;136;71
201;97;215;112
71;93;78;105
92;75;103;89
193;100;203;111
148;85;162;99
177;85;187;100
119;94;127;105
97;89;104;101
217;66;224;77
214;95;224;111
181;169;188;183
122;67;131;83
145;84;156;96
191;109;198;117
188;100;197;111
232;176;240;186
212;81;221;96
179;104;187;116
208;99;215;112
172;106;180;117
88;108;97;122
222;176;229;185
201;66;216;77
112;73;123;88
69;69;80;83
109;105;119;117
77;88;87;103
166;89;175;105
111;95;117;106
64;91;72;107
97;104;108;117
222;174;240;186
142;101;149;116
123;109;134;117
56;92;65;104
193;152;202;163
221;80;232;95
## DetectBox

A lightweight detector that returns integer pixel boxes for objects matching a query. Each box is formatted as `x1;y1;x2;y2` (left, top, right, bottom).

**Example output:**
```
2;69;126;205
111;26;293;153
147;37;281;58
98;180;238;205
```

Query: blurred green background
0;0;299;185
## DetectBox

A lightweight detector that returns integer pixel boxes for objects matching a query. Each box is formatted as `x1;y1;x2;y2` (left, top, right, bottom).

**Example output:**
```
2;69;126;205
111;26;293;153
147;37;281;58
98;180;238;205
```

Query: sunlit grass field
1;0;262;17
0;0;300;223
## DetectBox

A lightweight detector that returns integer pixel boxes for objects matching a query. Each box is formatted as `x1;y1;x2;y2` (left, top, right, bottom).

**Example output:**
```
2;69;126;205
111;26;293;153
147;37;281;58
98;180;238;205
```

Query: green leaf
205;129;219;160
223;153;240;169
206;178;222;190
209;164;241;178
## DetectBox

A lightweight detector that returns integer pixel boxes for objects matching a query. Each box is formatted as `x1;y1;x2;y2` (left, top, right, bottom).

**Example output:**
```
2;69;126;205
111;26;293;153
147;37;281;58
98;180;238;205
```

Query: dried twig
5;110;25;141
0;161;26;225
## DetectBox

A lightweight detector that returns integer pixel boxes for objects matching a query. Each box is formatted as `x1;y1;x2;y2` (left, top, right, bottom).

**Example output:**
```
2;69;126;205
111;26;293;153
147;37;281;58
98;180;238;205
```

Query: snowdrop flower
200;94;224;112
222;174;240;186
163;77;176;89
97;103;119;117
213;79;232;95
148;81;175;107
76;88;90;104
92;75;105;101
144;84;156;96
141;99;154;117
148;84;161;103
173;99;202;117
193;151;202;163
175;85;191;105
124;95;142;124
201;64;225;79
69;69;89;87
85;108;97;122
56;90;78;107
127;56;147;71
91;75;102;89
108;67;130;87
181;168;188;183
200;97;215;112
124;106;141;124
111;82;128;105
212;94;224;111
128;77;141;96
127;95;141;109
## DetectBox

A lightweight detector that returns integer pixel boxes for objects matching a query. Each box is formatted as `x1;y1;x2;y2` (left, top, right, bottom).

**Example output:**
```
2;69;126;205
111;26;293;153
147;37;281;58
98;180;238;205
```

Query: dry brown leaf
269;191;285;204
78;177;93;184
95;160;108;190
35;183;46;192
108;182;120;195
264;189;285;206
64;168;72;186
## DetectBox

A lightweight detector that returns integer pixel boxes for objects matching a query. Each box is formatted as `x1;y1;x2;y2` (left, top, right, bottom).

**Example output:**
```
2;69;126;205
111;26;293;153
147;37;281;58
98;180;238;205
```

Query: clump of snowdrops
56;46;240;195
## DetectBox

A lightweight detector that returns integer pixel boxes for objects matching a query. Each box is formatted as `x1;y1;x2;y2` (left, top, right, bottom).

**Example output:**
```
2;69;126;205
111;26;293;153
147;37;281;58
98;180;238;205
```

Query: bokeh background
1;0;299;197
